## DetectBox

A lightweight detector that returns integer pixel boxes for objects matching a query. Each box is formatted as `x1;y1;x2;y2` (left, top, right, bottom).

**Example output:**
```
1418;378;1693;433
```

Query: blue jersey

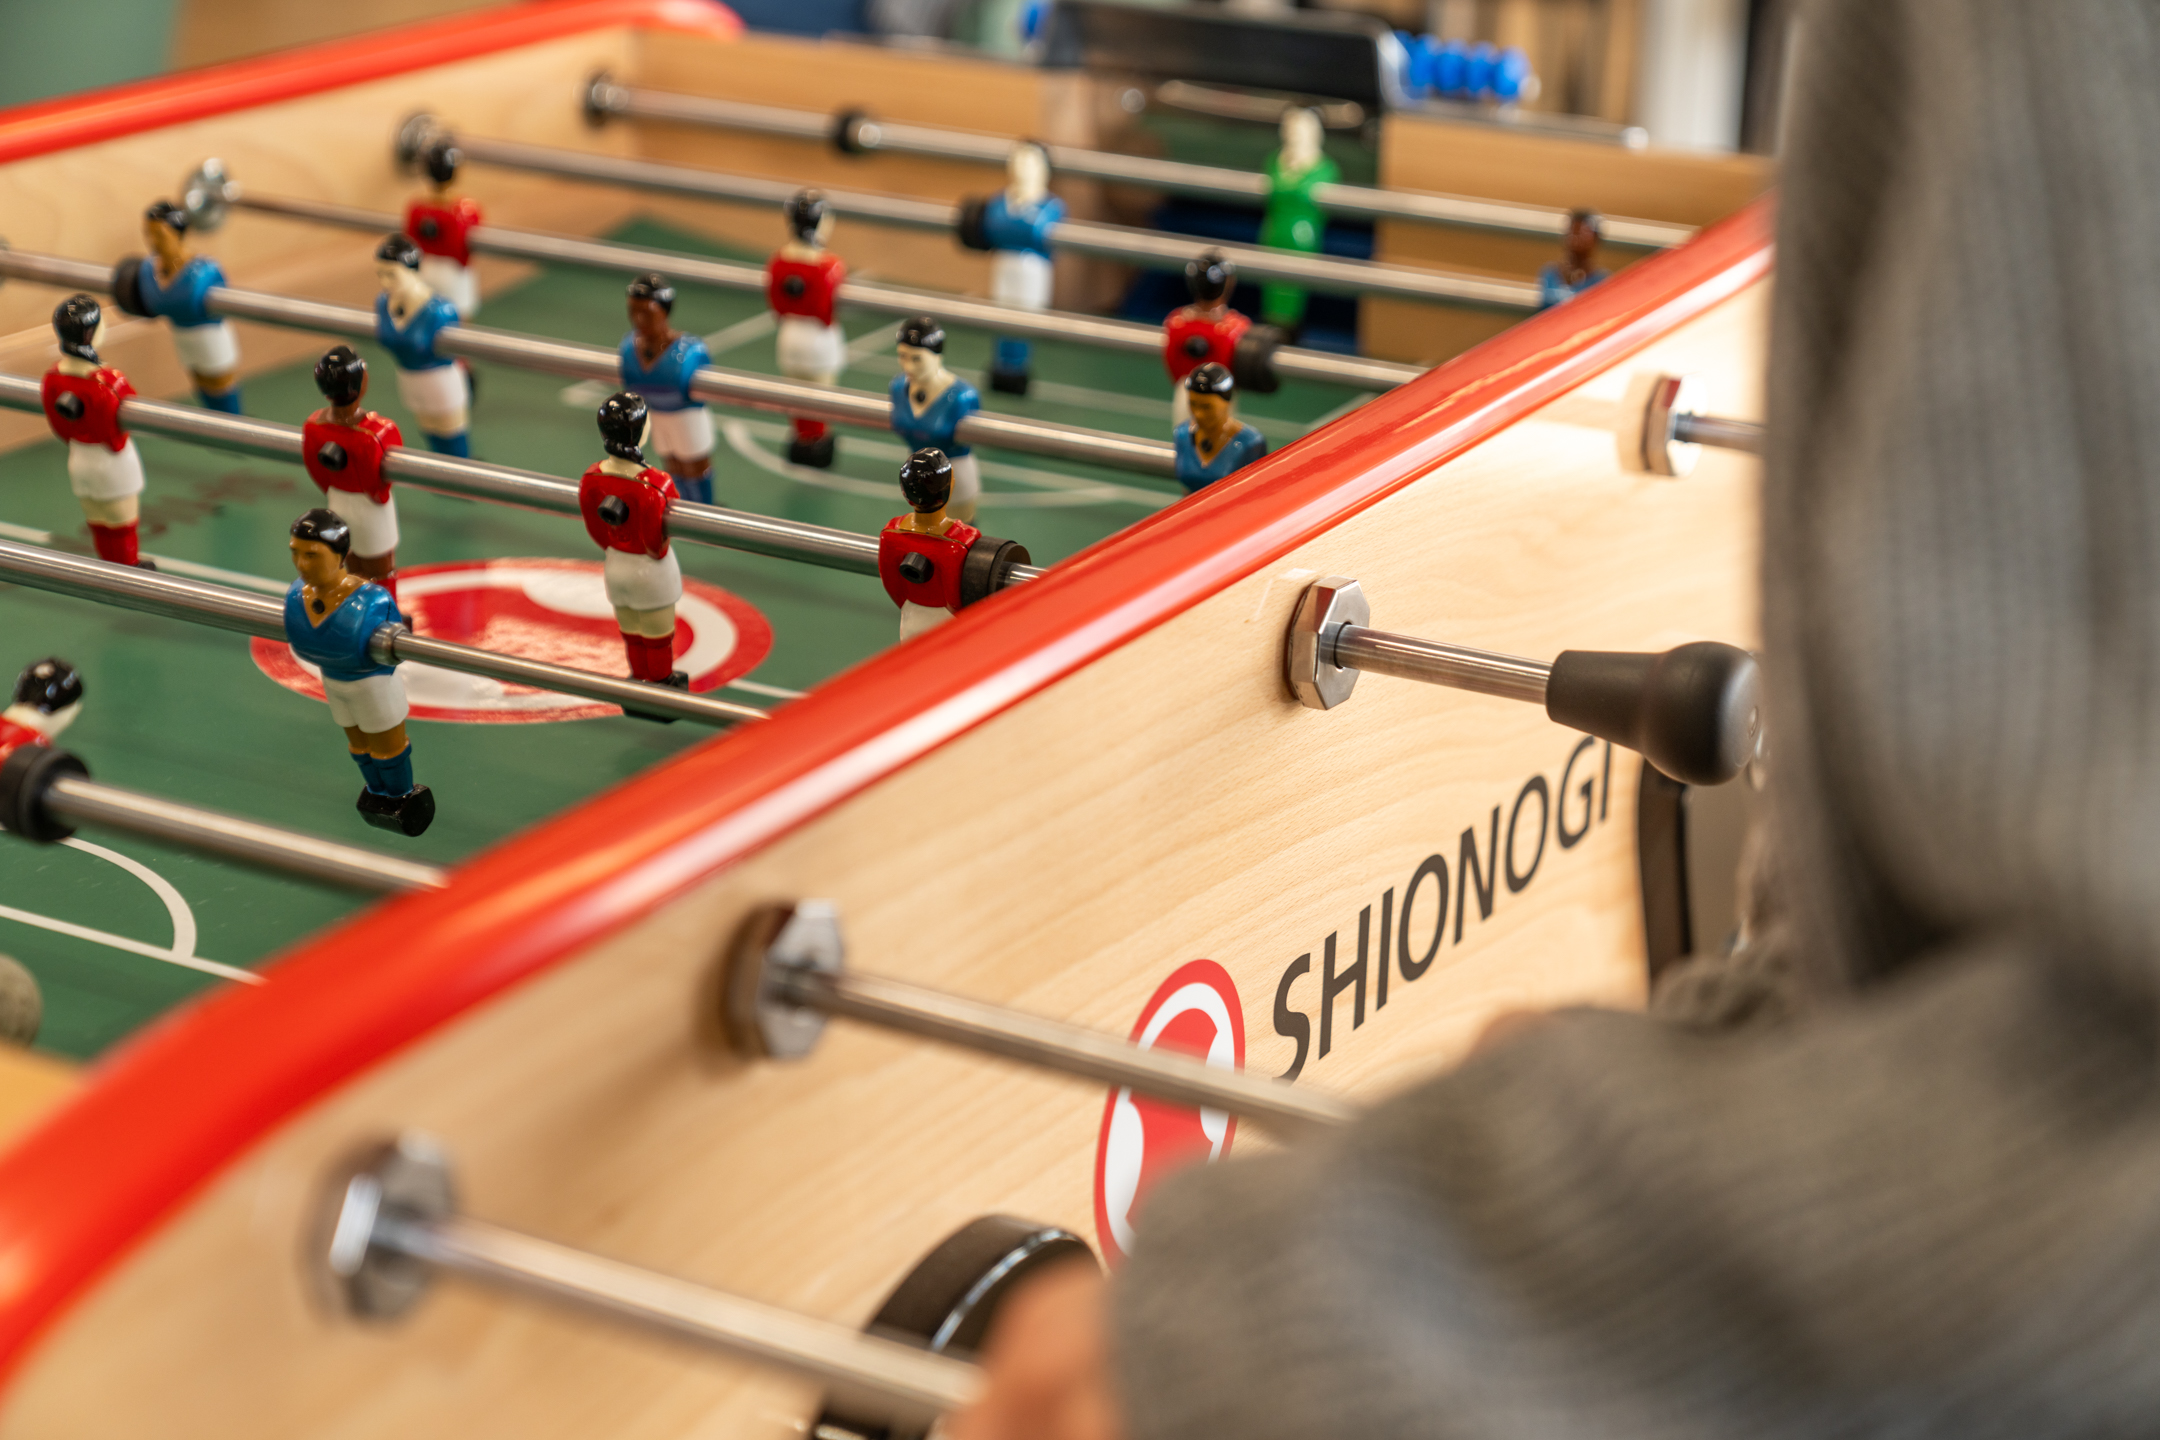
889;374;981;457
1538;262;1608;310
981;192;1064;259
619;332;711;413
134;255;225;328
284;579;403;682
375;291;461;371
1173;421;1268;492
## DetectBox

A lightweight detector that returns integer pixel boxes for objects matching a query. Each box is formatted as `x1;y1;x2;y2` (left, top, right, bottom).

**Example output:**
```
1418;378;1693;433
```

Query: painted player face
1280;108;1323;167
628;296;672;345
1007;145;1049;206
1565;218;1599;268
289;537;348;590
1189;389;1232;437
375;259;414;297
896;343;942;386
144;218;185;269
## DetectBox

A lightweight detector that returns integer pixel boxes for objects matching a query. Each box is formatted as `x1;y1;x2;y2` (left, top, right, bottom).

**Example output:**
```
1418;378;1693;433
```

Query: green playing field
0;217;1376;1060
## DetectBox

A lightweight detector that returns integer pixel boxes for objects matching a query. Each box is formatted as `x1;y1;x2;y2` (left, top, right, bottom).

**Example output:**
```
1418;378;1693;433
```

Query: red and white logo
250;557;772;724
1092;960;1245;1267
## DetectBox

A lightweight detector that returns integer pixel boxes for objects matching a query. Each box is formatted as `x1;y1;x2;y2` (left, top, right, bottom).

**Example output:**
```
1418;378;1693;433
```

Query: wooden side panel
0;280;1765;1440
1364;112;1770;362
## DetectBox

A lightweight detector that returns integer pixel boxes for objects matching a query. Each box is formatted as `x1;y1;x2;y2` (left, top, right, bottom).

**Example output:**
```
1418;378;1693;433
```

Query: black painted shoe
356;784;436;837
988;365;1030;396
787;433;837;468
135;557;157;571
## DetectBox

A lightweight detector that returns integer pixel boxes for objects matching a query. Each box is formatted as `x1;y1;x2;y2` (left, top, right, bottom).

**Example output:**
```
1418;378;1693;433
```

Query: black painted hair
1567;209;1603;238
143;199;188;234
52;293;102;361
626;273;676;312
1184;361;1235;398
422;139;462;187
597;391;648;460
784;188;829;242
12;658;81;715
1184;248;1235;304
314;345;368;405
375;232;423;269
899;448;953;512
896;315;946;353
291;507;353;557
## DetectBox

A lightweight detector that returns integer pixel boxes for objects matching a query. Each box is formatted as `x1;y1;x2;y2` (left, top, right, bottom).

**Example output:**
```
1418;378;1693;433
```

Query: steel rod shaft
373;1210;980;1423
0;538;763;726
42;776;446;893
780;966;1355;1136
0;245;1169;478
0;371;894;578
1673;411;1765;455
418;123;1541;310
586;79;1694;250
217;186;1421;390
1330;625;1551;705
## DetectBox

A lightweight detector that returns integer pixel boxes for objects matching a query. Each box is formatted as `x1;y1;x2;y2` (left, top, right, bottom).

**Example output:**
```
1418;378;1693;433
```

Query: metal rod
371;1210;980;1423
412;120;1541;311
0;537;764;726
585;78;1694;250
0;372;896;579
1673;411;1764;455
1329;625;1552;705
0;246;1175;479
216;185;1423;391
41;776;446;893
779;965;1355;1137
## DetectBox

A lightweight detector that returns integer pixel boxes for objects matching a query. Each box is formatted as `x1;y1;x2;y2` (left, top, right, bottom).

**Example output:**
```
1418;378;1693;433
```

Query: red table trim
0;188;1773;1382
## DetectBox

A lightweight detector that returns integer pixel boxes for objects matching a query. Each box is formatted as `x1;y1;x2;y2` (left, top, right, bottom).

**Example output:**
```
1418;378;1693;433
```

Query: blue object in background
1397;34;1536;104
721;0;867;35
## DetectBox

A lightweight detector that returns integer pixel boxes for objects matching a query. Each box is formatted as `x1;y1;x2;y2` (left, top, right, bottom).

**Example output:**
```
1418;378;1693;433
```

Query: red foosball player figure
406;140;483;318
880;448;982;642
578;392;687;690
39;295;152;570
767;189;848;469
1164;249;1251;425
302;346;403;599
0;658;83;764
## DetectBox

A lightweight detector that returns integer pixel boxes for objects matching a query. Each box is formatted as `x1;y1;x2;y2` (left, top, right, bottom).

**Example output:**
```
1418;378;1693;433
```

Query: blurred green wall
0;0;179;110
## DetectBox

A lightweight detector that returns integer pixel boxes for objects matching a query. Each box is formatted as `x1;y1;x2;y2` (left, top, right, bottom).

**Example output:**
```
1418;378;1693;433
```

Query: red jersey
1162;305;1251;384
406;197;482;265
302;410;403;504
879;516;982;613
40;367;135;451
579;462;677;558
767;251;847;327
0;717;50;765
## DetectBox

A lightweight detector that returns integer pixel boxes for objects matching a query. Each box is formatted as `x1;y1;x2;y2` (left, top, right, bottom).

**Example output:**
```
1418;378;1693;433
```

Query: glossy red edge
0;0;741;167
0;196;1774;1383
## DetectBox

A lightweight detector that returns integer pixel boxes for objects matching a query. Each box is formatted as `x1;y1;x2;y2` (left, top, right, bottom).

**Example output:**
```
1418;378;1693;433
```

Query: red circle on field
249;557;773;724
1092;960;1245;1267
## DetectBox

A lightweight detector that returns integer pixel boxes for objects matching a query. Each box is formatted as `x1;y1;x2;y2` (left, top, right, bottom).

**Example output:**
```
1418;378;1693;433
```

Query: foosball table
0;1;1770;1431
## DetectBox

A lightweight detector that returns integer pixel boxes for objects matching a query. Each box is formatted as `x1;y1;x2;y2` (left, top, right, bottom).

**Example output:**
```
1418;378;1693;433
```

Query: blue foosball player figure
283;508;434;837
618;274;715;505
1538;210;1608;310
960;142;1064;397
1173;363;1268;494
117;200;243;414
889;316;983;522
373;233;472;457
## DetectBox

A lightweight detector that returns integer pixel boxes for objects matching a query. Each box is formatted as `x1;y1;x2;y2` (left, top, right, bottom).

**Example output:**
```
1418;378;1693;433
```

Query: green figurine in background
1258;107;1339;336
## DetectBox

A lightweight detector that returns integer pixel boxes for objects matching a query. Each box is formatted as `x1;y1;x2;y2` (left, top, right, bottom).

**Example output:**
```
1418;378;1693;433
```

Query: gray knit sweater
1113;2;2160;1433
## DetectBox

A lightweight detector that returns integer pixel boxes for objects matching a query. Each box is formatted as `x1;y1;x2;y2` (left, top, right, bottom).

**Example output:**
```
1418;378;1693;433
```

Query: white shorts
170;320;240;375
603;546;683;612
991;250;1053;312
776;316;845;380
419;255;481;318
322;671;410;733
396;363;469;418
322;488;400;557
899;600;953;640
950;452;981;508
647;405;714;460
67;439;145;502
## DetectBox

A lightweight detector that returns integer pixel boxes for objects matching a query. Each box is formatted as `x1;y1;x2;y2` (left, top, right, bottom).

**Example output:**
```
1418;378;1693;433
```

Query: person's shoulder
1174;420;1195;445
952;377;981;406
888;372;909;398
675;334;710;365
